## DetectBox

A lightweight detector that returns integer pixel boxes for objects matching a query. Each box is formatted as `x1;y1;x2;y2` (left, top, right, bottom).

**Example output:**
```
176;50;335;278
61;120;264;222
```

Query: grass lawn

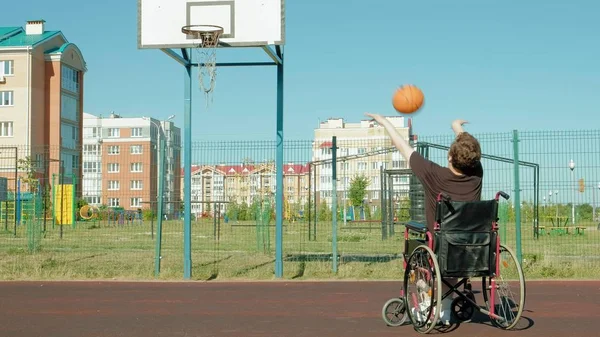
0;217;598;281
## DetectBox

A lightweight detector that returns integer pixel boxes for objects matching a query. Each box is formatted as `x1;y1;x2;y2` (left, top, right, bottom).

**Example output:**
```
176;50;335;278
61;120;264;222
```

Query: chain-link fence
2;128;600;280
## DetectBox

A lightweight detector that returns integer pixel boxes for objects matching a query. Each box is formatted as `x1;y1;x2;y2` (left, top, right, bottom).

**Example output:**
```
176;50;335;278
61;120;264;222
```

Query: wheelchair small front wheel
382;297;407;327
451;291;476;322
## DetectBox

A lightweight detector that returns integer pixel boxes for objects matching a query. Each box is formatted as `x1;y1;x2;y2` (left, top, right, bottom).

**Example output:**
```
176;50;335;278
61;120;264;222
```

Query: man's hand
365;113;383;122
451;119;469;136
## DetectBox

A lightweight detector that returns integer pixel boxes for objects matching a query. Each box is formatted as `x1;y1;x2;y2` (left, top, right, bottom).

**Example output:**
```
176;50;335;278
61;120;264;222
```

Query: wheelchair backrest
435;199;498;232
434;199;499;277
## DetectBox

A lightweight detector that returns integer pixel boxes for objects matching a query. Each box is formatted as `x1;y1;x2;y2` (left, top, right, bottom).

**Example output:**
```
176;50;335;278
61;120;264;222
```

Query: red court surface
0;280;597;337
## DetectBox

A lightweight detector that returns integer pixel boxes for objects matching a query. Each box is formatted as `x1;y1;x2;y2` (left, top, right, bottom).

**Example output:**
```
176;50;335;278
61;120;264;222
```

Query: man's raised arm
365;113;415;161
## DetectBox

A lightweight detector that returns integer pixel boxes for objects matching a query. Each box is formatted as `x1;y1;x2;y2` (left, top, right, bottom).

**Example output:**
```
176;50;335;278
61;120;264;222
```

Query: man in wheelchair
366;114;483;325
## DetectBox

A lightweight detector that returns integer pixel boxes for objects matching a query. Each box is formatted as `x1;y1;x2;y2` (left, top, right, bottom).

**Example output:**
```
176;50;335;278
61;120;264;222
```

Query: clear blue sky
6;0;600;141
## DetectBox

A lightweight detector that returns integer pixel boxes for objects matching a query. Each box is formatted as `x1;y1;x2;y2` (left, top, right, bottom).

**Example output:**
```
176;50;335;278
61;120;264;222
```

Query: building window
130;180;143;190
84;196;101;205
0;122;13;137
107;163;120;173
130;145;143;154
108;180;120;190
0;60;14;76
131;128;142;137
61;94;79;121
108;198;120;207
72;155;79;169
357;162;367;170
83;127;100;139
84;196;100;205
130;162;143;173
61;65;80;93
0;91;13;106
108;145;120;155
83;162;99;173
130;198;142;207
107;128;120;138
83;145;99;156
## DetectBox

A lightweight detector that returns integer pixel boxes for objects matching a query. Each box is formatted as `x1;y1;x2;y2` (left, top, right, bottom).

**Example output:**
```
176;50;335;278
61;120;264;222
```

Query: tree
396;197;411;222
318;200;331;221
348;174;370;207
226;200;240;221
17;156;39;193
238;202;249;221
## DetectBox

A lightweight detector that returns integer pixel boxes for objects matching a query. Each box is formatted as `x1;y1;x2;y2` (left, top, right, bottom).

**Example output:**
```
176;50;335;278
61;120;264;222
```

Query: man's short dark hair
449;132;481;173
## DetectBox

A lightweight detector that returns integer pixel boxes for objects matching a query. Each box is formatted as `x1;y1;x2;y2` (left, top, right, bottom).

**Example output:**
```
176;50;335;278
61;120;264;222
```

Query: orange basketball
392;84;425;114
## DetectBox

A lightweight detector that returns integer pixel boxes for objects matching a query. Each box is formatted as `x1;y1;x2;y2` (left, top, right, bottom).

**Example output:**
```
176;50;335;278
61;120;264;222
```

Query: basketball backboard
137;0;285;49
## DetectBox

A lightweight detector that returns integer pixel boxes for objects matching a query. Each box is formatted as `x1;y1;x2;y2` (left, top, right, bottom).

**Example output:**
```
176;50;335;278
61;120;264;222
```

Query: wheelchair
382;191;526;333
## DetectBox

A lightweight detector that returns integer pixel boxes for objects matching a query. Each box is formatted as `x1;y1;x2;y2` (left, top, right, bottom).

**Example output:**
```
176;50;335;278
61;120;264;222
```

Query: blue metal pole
274;58;284;278
183;52;193;279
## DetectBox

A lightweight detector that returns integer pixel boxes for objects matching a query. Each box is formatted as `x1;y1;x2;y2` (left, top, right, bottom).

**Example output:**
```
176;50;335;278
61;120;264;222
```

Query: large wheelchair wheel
482;244;526;330
403;245;442;334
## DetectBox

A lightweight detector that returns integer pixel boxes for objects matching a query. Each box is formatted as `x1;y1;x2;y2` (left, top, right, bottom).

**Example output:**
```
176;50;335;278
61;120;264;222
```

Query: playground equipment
105;207;143;226
79;204;99;220
52;174;76;229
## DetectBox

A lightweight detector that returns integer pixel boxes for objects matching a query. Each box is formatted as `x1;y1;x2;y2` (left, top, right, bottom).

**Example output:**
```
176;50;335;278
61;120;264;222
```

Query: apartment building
177;116;412;217
82;112;181;213
0;20;86;191
182;163;310;217
312;116;413;212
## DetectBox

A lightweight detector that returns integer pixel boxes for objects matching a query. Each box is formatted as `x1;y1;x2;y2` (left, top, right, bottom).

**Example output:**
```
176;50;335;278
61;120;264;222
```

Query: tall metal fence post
380;166;388;240
308;163;312;241
331;136;338;273
183;51;193;280
71;174;77;229
274;54;285;278
51;174;56;230
154;137;165;278
512;130;523;264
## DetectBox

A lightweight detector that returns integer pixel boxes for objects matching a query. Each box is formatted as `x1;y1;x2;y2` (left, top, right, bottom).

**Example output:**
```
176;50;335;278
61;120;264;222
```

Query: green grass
0;218;598;281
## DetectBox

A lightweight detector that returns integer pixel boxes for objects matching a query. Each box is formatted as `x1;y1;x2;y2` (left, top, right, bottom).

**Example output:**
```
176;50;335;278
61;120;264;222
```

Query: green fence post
154;137;165;278
71;174;77;229
512;130;523;264
51;174;56;230
331;136;338;273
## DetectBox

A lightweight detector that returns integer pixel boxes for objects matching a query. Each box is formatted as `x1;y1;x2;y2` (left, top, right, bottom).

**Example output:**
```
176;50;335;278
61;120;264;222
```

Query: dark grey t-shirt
409;151;483;231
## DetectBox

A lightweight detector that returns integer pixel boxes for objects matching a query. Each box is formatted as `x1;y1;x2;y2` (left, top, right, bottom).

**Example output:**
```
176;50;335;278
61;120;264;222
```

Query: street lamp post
569;159;575;225
549;190;558;224
543;196;546;218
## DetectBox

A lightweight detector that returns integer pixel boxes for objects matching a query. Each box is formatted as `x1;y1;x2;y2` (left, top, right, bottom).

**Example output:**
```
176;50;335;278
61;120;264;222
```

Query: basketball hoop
182;25;223;107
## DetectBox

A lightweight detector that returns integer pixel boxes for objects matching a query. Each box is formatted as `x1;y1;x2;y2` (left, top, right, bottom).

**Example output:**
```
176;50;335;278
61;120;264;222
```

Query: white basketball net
189;28;222;108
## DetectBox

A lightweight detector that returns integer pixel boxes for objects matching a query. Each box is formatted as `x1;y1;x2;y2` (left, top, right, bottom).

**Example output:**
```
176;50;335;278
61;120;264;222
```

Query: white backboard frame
138;0;285;49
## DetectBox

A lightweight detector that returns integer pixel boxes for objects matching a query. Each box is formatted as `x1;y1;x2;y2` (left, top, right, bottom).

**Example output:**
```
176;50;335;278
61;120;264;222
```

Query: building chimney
25;20;46;35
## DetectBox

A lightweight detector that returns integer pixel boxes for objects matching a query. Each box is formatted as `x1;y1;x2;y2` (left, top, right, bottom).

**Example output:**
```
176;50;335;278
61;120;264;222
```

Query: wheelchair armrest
405;221;428;234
